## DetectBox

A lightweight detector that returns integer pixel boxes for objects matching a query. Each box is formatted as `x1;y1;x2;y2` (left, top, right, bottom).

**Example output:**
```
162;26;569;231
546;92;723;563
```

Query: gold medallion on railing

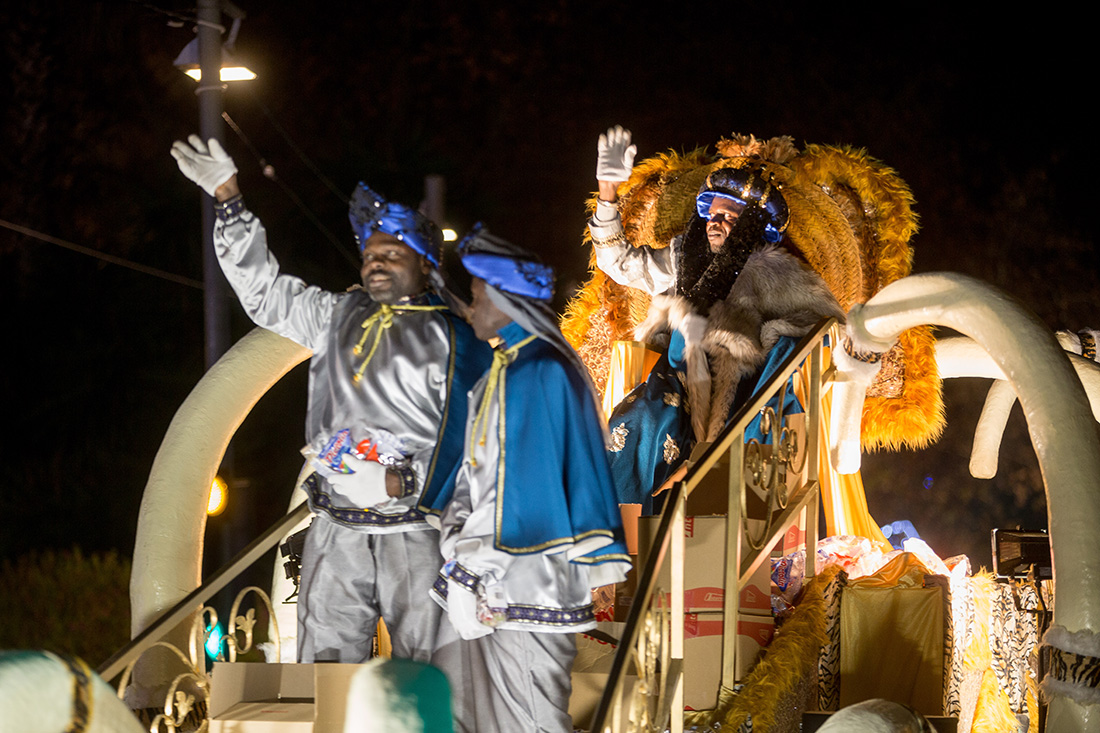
743;379;806;550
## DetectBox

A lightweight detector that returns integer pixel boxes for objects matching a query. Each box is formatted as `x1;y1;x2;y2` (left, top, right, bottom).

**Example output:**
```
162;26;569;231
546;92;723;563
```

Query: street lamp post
197;0;230;370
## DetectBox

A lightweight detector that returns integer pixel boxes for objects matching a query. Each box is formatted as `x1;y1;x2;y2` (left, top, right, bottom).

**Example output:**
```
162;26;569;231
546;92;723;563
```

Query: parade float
5;133;1098;733
560;134;1100;732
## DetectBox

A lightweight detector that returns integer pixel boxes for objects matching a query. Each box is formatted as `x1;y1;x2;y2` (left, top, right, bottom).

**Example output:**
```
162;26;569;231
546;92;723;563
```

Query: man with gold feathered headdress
587;126;844;504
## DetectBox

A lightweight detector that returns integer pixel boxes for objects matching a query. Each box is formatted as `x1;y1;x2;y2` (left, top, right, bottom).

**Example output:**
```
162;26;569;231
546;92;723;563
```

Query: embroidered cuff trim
430;574;595;628
504;602;594;627
449;562;480;592
590;227;628;250
215;193;246;223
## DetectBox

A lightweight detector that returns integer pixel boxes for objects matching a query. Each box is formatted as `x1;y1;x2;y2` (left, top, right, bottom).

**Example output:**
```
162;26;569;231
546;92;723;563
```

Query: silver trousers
297;516;442;663
434;621;577;733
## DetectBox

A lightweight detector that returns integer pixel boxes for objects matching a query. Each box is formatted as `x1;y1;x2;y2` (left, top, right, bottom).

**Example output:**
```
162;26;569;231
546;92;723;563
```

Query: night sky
2;2;1095;570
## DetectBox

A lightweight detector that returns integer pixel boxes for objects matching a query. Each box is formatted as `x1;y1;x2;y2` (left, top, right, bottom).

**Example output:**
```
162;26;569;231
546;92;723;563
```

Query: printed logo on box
683;587;725;608
738;585;771;611
784;525;805;547
737;619;775;646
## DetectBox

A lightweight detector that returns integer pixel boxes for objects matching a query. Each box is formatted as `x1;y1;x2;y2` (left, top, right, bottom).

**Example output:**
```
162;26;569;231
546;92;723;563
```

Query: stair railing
590;318;835;732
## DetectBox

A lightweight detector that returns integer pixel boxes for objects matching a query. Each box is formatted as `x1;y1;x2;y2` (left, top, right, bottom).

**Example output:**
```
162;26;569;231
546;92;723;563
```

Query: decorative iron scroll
116;586;280;732
742;378;809;551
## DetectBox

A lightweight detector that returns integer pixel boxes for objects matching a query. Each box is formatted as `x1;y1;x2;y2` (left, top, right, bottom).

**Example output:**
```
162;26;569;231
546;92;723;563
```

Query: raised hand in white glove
446;577;493;640
170;135;238;196
596;125;637;183
327;453;390;507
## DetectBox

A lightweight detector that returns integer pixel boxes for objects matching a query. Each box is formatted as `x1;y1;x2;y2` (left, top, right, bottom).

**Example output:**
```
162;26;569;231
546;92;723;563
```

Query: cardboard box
682;612;775;710
570;622;631;727
782;513;807;555
209;662;364;733
636;515;776;616
637;515;726;612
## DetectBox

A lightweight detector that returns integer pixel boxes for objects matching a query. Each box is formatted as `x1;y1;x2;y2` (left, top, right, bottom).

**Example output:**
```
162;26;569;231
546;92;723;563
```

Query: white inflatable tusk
128;328;308;700
849;272;1100;728
969;379;1017;479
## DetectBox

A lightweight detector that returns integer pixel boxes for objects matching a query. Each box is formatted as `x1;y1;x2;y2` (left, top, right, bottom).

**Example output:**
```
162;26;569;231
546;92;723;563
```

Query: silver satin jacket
214;204;468;533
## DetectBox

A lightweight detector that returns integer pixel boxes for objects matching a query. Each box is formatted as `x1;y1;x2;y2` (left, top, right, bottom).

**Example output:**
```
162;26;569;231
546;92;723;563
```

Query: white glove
679;313;707;349
446;578;493;640
596;125;637;182
170;134;238;196
327;453;390;507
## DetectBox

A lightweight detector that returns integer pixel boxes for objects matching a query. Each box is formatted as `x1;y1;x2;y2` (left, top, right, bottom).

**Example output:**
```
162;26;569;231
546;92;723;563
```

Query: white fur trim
1045;624;1100;658
1040;676;1100;707
832;340;883;384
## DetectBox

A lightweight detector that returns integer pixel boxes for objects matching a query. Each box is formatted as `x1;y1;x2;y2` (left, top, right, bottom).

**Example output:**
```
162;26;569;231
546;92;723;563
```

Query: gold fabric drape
602;341;661;417
796;351;889;546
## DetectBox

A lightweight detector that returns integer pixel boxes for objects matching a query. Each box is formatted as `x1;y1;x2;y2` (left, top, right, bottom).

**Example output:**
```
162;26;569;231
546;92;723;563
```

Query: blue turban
694;166;789;244
348;182;443;265
457;223;555;302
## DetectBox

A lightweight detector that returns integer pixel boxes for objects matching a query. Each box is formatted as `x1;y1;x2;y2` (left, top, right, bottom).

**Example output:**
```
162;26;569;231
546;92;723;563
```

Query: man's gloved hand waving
596;125;637;183
595;125;637;206
171;135;238;196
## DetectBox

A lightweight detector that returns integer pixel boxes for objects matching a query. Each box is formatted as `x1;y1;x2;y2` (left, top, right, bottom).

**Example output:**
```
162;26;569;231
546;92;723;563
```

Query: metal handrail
98;502;310;682
678;318;835;500
590;482;685;732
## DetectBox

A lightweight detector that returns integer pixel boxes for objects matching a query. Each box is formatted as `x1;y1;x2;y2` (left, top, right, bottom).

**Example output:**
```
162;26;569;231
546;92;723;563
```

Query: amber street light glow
184;66;258;82
208;476;228;516
442;229;458;242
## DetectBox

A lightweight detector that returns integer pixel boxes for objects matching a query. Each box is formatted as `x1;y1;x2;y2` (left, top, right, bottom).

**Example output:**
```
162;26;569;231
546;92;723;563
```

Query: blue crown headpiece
458;223;555;302
348;182;442;265
694;165;789;244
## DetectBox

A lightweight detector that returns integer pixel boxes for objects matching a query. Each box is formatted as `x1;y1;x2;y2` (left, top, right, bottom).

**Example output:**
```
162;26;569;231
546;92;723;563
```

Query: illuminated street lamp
172;37;256;83
174;1;254;372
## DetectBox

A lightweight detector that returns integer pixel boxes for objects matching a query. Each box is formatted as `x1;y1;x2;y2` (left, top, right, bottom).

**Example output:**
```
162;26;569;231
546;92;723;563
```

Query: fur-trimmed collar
635;246;844;441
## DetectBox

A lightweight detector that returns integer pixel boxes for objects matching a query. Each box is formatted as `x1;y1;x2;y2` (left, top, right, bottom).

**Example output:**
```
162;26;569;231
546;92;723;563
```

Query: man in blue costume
422;226;631;733
171;136;491;664
589;126;844;507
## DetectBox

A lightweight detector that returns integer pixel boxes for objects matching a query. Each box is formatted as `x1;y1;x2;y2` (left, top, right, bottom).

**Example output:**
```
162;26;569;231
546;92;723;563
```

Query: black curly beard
675;203;771;312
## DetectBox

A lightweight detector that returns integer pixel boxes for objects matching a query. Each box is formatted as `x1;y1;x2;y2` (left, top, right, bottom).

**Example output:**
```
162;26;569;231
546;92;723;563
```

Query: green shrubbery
0;548;131;666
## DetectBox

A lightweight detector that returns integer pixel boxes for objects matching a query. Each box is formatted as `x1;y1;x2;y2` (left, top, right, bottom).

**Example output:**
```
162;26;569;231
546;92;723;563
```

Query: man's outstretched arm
589;125;675;295
171;136;335;351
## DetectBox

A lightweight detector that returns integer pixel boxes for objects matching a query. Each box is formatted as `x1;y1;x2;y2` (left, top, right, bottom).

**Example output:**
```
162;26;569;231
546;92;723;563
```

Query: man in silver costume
171;136;491;664
423;226;631;732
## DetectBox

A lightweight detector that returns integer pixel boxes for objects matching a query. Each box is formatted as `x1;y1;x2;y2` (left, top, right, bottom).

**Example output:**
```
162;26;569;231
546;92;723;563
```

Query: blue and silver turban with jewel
348;182;443;265
694;165;790;244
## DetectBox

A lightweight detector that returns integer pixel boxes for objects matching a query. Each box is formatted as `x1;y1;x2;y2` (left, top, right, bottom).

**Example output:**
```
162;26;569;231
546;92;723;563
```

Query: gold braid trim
684;566;838;731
